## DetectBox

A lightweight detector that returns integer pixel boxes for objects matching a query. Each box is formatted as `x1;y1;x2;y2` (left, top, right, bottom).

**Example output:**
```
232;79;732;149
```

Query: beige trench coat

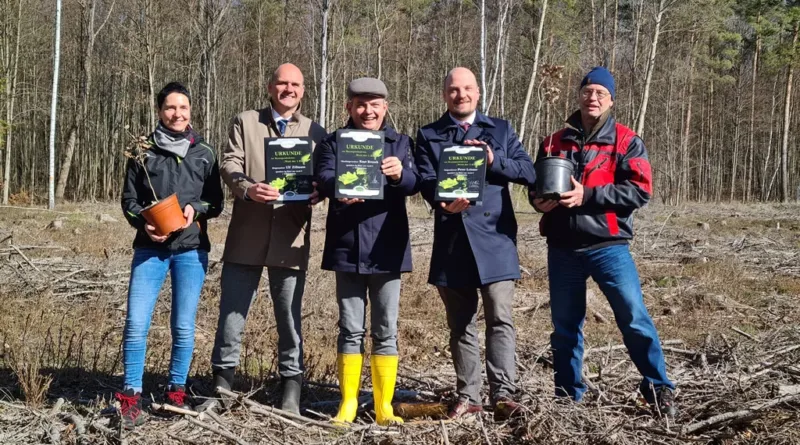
221;107;326;269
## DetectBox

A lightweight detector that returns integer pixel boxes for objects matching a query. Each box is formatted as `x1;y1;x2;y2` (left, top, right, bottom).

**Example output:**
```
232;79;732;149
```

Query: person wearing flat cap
315;77;420;425
529;66;677;417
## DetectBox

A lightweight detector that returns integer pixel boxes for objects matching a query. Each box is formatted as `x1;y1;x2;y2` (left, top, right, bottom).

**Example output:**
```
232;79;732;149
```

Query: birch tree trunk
780;21;798;202
318;0;331;129
635;0;669;137
480;0;487;111
519;0;548;142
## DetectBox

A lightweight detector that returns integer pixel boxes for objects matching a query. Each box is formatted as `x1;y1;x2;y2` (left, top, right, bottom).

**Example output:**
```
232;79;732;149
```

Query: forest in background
0;0;798;205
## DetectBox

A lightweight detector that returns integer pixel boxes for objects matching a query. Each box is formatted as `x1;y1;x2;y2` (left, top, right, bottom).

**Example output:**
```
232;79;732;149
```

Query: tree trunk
48;0;63;209
731;84;742;201
519;0;548;142
747;16;760;201
56;0;114;201
629;0;645;125
590;0;598;63
635;0;668;137
610;0;619;72
499;15;511;118
486;0;511;114
257;2;265;101
480;0;487;111
318;0;330;129
2;0;22;204
781;21;798;202
678;33;695;204
144;0;156;128
762;77;778;200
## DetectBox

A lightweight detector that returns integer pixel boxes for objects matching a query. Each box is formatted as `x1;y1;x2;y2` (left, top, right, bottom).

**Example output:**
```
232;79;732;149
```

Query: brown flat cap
347;77;388;99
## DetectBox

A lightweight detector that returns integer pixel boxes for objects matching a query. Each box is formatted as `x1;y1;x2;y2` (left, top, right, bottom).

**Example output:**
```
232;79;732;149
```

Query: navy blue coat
316;124;421;274
415;112;536;287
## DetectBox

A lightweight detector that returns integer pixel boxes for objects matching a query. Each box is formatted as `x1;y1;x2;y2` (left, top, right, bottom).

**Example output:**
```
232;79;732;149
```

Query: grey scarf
153;123;192;158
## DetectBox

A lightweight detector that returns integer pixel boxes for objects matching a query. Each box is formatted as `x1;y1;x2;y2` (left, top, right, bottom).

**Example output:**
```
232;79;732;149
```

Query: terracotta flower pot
141;193;185;236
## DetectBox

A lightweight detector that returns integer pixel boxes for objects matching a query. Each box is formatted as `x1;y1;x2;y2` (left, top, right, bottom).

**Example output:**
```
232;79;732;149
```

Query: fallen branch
11;245;43;274
681;393;800;435
440;419;450;445
585;339;684;355
151;402;199;417
216;387;342;431
187;415;251;445
731;326;759;342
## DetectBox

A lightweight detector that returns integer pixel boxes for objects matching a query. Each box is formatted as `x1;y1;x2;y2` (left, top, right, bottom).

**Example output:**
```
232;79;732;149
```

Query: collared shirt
449;111;476;127
271;108;293;123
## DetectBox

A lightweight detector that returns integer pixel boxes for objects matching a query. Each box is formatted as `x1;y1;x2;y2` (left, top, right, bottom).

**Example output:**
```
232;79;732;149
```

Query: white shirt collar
271;107;292;122
449;111;476;127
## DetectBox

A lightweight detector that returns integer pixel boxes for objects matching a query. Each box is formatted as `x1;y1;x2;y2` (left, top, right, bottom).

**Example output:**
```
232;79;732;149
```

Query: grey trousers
335;272;401;356
211;262;305;377
438;280;517;404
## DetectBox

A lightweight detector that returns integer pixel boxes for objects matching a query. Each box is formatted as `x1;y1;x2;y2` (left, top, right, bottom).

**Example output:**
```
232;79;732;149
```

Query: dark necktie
276;118;287;136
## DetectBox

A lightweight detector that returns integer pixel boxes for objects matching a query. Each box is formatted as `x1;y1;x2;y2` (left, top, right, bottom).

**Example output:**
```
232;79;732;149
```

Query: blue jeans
123;248;208;393
548;244;673;402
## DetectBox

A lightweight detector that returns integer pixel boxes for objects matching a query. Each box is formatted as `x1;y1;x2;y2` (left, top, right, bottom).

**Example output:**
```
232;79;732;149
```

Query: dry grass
0;200;799;443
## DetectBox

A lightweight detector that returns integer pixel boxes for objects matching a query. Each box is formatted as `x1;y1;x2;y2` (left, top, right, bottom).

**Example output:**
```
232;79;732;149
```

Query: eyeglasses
581;89;610;100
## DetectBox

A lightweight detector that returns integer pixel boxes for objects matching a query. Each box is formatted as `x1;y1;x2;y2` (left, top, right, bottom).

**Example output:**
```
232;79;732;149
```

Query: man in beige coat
211;63;327;415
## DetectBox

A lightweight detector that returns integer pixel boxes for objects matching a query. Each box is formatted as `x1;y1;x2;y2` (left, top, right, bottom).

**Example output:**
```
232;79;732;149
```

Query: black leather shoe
279;374;303;415
213;368;235;409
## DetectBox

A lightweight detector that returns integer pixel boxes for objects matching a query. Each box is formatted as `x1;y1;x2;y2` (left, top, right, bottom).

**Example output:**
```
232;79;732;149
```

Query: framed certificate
264;137;314;202
335;129;385;200
435;146;487;201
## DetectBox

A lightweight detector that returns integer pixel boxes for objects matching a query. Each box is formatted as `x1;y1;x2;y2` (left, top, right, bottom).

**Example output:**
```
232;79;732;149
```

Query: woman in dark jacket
117;82;223;429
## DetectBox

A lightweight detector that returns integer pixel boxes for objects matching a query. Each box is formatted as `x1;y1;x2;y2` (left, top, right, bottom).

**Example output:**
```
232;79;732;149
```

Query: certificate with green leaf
435;146;487;201
335;129;385;200
264;137;314;203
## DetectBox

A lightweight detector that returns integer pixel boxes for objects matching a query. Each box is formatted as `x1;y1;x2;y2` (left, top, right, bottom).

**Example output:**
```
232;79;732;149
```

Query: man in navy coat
415;67;535;421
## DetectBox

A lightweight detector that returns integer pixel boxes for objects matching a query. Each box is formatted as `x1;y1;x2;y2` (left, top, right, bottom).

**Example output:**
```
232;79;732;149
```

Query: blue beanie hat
580;67;615;100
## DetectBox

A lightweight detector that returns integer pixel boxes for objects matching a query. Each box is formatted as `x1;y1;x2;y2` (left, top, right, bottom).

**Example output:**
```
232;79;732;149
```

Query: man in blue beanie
528;66;677;417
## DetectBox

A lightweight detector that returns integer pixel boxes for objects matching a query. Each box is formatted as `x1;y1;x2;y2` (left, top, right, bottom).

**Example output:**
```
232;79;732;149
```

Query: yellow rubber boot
371;355;404;426
332;353;363;423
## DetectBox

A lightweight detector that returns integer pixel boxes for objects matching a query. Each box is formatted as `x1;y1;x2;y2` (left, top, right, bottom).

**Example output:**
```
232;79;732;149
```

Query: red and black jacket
532;112;652;249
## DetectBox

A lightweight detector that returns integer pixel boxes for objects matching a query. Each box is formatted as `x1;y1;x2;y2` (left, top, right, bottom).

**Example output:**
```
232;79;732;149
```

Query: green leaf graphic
440;177;459;190
338;171;359;185
300;153;311;164
473;159;484;167
270;177;287;190
371;149;383;160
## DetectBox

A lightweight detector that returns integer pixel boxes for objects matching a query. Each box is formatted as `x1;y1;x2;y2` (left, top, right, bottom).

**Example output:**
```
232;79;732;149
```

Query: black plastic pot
534;157;575;200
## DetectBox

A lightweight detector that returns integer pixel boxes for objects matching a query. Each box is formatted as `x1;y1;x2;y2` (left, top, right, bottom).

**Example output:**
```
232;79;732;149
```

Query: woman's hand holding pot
144;224;169;242
181;205;195;229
